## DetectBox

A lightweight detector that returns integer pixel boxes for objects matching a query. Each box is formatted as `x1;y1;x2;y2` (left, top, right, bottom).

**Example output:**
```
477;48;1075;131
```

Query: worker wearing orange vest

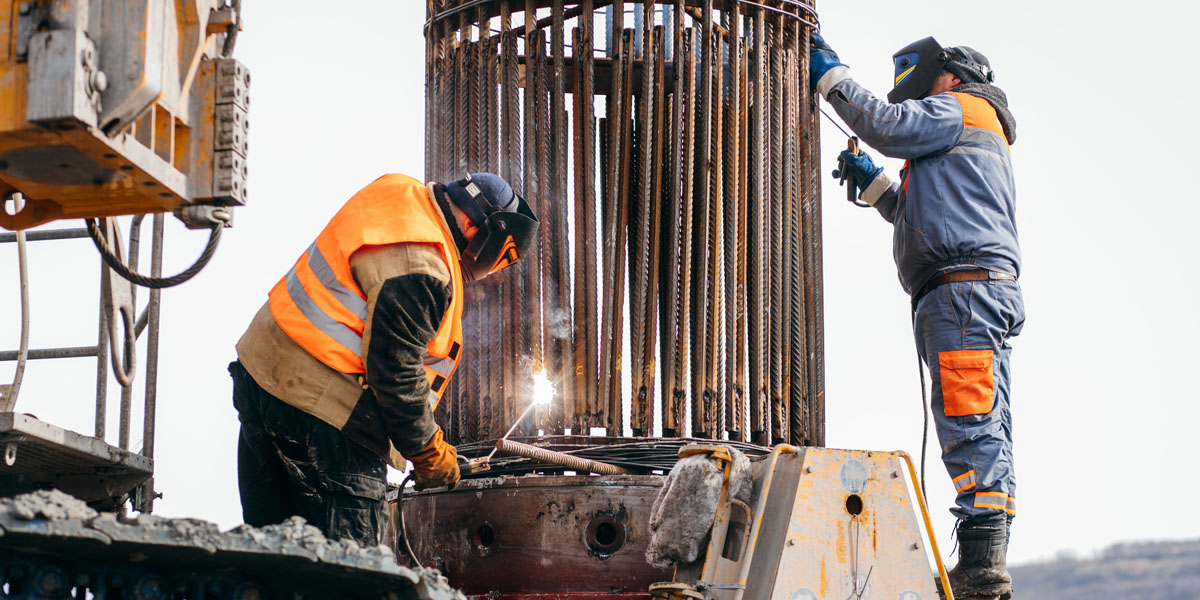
811;35;1022;600
230;173;537;546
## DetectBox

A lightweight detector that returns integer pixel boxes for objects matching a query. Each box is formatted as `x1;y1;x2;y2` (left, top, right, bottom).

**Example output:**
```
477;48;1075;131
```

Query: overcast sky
2;0;1197;570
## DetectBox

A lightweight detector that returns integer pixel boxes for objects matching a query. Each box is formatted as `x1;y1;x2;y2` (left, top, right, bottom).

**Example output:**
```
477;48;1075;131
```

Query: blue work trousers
913;278;1024;521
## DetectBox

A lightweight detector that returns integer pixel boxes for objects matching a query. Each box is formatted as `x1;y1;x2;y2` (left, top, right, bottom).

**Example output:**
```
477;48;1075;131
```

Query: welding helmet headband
887;36;950;103
943;46;994;85
445;173;539;283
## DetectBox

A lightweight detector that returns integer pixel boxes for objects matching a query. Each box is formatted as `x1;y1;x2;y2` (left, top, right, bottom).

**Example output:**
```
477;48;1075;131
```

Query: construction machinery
0;1;460;597
0;1;960;599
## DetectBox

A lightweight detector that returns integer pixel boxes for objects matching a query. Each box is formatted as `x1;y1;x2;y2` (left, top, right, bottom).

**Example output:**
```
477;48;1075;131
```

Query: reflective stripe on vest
424;340;461;407
267;174;465;410
902;94;1009;198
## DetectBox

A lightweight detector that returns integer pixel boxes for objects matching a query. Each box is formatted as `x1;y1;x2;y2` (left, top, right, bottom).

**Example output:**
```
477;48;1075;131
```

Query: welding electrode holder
458;455;490;476
838;137;872;208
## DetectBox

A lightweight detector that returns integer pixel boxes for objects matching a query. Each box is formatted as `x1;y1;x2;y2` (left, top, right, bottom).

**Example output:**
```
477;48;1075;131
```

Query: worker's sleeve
861;173;900;223
364;273;450;456
824;78;964;160
351;243;454;457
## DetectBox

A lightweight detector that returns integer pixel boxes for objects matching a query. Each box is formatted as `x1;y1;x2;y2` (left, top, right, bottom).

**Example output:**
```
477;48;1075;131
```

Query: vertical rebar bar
767;15;786;444
660;0;686;437
571;2;598;432
629;2;656;437
690;0;714;439
747;6;766;446
550;0;571;433
678;25;697;438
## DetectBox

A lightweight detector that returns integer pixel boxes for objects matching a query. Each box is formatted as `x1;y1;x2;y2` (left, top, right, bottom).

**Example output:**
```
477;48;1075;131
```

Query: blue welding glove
809;33;847;93
832;149;883;195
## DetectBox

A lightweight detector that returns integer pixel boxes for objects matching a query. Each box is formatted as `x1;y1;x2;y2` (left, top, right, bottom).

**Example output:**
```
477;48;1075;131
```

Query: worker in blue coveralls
809;34;1024;600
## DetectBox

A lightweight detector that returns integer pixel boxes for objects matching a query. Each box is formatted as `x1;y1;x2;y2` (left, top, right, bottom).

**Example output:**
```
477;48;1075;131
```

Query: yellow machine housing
0;0;247;230
653;446;952;600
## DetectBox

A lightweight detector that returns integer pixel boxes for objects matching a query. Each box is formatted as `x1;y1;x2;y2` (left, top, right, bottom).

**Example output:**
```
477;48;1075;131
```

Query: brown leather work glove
405;428;460;491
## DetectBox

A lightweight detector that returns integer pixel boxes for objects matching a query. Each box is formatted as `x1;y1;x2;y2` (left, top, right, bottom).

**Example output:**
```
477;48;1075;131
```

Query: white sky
2;0;1197;570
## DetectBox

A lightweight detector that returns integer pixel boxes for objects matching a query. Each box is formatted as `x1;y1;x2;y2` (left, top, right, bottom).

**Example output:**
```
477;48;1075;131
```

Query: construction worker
229;173;538;546
809;35;1022;600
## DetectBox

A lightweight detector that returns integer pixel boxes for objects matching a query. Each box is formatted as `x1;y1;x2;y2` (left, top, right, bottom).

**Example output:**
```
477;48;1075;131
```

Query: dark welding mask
444;173;539;283
887;36;950;103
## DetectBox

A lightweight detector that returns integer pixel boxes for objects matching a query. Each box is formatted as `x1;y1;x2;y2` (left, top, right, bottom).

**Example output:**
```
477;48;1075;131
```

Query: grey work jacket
824;75;1020;295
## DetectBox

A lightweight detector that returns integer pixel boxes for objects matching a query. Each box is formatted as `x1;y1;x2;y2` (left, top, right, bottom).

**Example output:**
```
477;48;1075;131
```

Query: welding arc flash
532;371;554;406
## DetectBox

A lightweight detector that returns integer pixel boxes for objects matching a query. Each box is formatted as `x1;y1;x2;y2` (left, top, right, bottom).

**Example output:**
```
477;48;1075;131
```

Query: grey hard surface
0;489;466;600
645;447;753;568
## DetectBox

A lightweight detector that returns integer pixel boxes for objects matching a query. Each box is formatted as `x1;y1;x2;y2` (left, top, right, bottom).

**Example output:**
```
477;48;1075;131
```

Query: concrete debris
5;488;99;521
645;446;752;568
0;489;465;600
418;567;468;600
254;515;329;547
90;512;223;553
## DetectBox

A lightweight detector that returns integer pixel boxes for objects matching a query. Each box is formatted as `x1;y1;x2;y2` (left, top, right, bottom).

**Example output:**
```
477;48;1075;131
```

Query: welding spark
485;371;557;463
531;371;554;407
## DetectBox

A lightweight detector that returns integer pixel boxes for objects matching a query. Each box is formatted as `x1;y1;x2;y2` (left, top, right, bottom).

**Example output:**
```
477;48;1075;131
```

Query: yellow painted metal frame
0;0;233;230
899;450;954;600
658;446;955;600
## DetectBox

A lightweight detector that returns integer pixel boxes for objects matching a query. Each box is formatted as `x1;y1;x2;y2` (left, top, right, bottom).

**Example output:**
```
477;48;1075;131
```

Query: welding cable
397;473;423;568
912;309;930;506
1;194;30;412
85;217;223;289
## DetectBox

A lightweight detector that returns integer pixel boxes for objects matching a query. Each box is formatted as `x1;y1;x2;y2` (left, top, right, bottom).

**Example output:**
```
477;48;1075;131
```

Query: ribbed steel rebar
747;6;767;445
629;3;656;436
422;0;823;447
642;24;667;439
571;2;598;432
767;16;785;443
494;439;634;475
722;3;741;441
661;0;687;438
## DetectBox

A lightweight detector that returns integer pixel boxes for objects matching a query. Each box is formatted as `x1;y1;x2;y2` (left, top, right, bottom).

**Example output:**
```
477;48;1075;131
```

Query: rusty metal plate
396;474;671;595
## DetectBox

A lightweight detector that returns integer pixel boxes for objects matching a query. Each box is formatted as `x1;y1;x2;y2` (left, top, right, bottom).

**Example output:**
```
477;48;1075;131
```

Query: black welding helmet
887;36;950;103
443;173;539;283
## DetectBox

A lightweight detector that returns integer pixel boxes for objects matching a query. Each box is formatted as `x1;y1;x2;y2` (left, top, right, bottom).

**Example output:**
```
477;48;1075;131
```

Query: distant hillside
1010;539;1200;599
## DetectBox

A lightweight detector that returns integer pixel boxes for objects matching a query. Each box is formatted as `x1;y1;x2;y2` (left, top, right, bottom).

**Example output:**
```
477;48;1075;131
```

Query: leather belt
912;269;1016;309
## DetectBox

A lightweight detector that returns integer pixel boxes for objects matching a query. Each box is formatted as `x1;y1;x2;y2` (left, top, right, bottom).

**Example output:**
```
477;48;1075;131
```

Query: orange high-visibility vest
267;174;464;410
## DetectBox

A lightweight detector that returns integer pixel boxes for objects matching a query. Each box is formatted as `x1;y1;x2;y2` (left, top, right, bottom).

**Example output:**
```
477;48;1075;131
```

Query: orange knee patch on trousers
938;349;995;416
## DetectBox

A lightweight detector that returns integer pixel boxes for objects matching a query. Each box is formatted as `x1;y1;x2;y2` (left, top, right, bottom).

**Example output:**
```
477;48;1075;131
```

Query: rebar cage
424;0;823;447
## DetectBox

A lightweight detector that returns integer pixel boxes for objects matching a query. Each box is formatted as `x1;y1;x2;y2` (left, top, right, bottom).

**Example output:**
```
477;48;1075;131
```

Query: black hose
918;355;929;506
85;218;222;289
221;0;242;57
397;473;422;567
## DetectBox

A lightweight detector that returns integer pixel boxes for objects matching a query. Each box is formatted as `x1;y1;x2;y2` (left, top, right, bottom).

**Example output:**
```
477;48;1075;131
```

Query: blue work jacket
826;78;1020;295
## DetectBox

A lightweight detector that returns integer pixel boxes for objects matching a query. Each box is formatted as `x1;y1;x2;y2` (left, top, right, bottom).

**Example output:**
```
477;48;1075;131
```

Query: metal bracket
14;2;49;62
174;205;233;230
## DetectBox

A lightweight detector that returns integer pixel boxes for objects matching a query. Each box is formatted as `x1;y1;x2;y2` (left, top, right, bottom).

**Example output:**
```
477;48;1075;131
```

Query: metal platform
0;413;152;507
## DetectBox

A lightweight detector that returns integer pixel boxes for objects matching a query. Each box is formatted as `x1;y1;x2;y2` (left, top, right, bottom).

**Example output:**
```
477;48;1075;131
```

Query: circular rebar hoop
425;0;823;448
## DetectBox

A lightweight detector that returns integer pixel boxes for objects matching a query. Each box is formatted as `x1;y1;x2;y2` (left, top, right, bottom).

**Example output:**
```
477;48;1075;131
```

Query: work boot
945;513;1012;600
